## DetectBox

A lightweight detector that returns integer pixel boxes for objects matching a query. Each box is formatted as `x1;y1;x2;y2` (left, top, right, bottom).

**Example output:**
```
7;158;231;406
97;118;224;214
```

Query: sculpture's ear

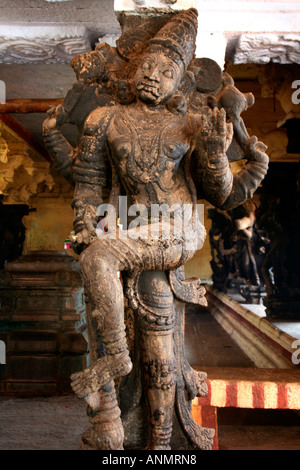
179;70;196;98
167;92;187;115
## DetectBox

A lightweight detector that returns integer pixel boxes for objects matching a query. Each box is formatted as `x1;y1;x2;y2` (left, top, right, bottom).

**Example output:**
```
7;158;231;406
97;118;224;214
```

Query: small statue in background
208;199;270;303
43;8;269;450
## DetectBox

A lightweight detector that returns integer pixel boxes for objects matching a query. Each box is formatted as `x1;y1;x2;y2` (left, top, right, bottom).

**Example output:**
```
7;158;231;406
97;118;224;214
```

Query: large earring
166;92;187;115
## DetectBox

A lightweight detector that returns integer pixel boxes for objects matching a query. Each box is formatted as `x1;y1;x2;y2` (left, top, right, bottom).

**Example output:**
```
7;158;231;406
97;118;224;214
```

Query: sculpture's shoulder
83;105;116;137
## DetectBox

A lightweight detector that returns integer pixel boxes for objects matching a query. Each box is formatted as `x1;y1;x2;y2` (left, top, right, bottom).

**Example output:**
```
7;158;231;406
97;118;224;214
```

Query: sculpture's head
134;8;198;108
134;51;184;106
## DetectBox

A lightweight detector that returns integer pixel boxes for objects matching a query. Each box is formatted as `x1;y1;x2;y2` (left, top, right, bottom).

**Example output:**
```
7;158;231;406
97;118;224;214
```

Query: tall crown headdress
147;8;198;70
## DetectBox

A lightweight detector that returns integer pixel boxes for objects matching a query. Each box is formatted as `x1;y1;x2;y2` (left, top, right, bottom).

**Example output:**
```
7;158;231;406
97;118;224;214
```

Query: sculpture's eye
163;69;173;79
142;61;152;71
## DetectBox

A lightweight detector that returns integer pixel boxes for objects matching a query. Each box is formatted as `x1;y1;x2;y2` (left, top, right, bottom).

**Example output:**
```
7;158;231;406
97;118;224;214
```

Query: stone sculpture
208;199;270;303
43;8;269;450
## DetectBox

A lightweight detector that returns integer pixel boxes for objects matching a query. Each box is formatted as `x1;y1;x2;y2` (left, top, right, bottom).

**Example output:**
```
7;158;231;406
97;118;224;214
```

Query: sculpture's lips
136;81;160;98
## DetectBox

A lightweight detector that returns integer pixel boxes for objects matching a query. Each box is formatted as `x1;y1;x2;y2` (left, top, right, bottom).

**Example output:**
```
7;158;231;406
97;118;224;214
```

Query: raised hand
42;104;66;132
201;107;233;159
245;135;268;163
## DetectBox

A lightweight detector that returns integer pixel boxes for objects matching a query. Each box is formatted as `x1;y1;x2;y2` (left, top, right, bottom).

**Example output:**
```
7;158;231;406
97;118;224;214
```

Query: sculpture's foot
70;352;132;400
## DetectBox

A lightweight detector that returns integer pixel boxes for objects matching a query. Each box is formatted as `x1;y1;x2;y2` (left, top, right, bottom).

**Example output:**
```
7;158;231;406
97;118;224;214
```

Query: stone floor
0;395;88;450
1;394;300;450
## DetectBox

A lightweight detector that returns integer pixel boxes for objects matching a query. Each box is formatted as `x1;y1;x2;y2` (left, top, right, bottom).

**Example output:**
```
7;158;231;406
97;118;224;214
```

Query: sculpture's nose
144;65;160;82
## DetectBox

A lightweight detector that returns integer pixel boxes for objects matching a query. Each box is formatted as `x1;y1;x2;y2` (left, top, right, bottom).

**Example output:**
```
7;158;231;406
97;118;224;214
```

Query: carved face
134;52;183;106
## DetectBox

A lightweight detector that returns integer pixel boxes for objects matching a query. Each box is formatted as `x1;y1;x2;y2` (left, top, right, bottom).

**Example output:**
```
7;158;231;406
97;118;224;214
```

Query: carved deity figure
208;199;270;302
43;9;269;450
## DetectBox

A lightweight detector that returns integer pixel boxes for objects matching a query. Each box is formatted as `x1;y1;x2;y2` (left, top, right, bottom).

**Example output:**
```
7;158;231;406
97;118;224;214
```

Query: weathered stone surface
233;34;300;65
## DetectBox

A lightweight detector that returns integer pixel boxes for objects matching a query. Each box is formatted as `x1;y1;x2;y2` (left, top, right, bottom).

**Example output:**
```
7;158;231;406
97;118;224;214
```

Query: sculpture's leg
141;328;176;450
137;271;177;450
72;239;184;449
80;297;125;450
87;381;125;450
71;241;133;398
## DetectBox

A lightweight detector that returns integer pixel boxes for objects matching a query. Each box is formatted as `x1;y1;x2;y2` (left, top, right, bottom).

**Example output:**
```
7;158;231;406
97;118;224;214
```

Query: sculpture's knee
138;271;176;330
79;243;97;274
79;243;117;280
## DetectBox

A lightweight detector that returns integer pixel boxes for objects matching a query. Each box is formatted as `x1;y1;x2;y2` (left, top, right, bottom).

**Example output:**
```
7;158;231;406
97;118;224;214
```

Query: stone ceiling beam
0;0;121;64
0;0;299;67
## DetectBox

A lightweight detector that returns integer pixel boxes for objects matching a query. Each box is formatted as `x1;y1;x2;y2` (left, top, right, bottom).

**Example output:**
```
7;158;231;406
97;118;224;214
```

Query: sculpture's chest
107;112;190;184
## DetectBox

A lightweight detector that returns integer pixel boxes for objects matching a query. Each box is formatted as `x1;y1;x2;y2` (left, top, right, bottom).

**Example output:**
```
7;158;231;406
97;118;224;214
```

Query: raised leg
71;241;132;399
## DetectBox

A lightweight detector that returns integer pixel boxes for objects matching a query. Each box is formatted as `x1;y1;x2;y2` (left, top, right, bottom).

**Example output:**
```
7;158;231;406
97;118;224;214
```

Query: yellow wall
23;193;73;253
184;199;213;282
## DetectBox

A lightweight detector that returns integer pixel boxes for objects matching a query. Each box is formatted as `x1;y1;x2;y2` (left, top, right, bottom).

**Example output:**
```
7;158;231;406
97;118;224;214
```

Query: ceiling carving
233;33;300;65
0;120;54;203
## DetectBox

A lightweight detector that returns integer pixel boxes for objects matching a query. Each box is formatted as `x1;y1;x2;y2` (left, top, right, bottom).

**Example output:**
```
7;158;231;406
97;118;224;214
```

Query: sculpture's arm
42;105;75;186
71;108;111;248
218;133;268;211
194;107;268;210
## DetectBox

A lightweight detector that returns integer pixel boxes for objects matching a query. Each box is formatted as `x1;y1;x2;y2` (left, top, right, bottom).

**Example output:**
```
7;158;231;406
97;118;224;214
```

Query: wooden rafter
0;99;63;114
0;113;51;162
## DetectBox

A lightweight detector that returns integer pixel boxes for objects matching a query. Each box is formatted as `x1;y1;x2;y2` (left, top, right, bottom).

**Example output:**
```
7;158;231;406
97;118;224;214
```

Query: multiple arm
42;105;75;186
71;109;111;247
44;101;268;251
193;106;269;211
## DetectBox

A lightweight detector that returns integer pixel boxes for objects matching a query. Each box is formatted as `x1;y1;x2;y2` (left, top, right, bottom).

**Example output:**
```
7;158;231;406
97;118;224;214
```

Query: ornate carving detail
0;132;9;163
0;122;54;203
144;359;176;390
233;33;300;65
0;34;91;64
208;199;271;303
